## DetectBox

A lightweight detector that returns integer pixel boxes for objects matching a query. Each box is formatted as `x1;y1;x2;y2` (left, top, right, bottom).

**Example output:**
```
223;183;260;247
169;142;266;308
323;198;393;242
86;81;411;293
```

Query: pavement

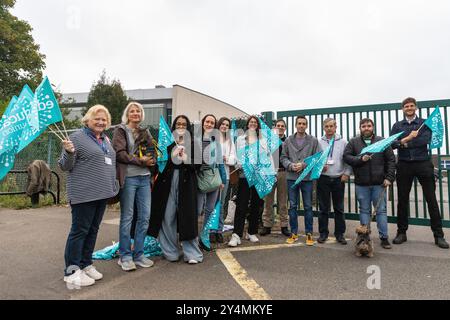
1;206;450;300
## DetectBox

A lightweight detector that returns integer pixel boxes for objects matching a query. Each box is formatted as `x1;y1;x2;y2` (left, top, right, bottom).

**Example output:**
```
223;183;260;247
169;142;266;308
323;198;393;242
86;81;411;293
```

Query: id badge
105;157;112;165
327;159;335;165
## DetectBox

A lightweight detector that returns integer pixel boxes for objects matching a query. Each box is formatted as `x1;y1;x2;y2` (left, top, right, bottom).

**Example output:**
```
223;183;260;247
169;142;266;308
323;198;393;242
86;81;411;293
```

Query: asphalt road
0;206;449;300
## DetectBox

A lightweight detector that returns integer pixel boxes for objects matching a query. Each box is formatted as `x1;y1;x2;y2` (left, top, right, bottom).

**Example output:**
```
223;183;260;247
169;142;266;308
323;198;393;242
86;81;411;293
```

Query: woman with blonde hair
112;102;156;271
59;104;119;287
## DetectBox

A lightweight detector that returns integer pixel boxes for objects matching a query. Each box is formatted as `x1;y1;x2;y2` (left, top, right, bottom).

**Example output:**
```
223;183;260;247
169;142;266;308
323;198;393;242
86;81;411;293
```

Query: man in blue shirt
391;97;449;249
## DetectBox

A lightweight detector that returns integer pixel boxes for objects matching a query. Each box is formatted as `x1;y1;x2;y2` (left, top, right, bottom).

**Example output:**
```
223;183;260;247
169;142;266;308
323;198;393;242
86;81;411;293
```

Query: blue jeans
355;185;388;239
64;199;107;276
119;175;151;261
287;180;313;235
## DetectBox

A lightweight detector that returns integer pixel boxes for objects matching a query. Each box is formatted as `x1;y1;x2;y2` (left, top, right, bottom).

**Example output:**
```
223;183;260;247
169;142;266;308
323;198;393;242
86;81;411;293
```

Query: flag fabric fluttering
310;137;335;180
199;200;221;250
230;119;237;145
0;86;34;180
18;77;64;152
259;118;282;154
156;115;175;173
423;106;444;149
359;131;404;155
291;151;323;188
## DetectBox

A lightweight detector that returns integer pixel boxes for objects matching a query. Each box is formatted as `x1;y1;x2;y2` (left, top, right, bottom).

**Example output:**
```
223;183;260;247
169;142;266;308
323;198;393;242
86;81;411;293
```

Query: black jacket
148;142;199;241
391;117;431;162
343;135;396;186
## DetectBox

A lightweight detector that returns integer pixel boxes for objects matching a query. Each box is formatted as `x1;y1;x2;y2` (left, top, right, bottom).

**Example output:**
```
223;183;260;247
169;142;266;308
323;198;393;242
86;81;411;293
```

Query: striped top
58;128;119;205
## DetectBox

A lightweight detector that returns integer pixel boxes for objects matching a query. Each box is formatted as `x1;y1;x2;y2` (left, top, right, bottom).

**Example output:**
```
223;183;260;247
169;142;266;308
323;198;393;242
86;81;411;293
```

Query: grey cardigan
280;133;321;181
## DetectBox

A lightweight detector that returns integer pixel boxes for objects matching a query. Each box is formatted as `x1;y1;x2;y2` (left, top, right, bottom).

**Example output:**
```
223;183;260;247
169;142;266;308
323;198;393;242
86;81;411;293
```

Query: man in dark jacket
344;118;395;249
390;97;449;249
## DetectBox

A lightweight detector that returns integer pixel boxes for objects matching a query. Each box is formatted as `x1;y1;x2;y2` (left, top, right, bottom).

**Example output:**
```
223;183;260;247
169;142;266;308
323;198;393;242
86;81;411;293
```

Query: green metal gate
268;99;450;228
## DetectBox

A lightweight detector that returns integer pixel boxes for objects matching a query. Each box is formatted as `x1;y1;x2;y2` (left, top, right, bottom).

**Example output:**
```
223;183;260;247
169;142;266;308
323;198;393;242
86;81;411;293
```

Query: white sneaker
228;233;241;247
134;256;154;268
118;259;137;271
82;265;103;280
64;269;95;288
245;233;259;243
188;259;199;264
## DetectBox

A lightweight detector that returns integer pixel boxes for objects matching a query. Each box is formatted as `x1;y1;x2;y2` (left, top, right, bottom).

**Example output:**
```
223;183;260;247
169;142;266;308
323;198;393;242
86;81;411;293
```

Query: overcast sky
12;0;450;114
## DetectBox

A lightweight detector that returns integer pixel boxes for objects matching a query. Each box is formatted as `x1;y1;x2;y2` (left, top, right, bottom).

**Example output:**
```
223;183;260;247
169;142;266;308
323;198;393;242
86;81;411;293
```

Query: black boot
260;227;271;236
435;237;450;249
393;233;407;244
281;227;291;237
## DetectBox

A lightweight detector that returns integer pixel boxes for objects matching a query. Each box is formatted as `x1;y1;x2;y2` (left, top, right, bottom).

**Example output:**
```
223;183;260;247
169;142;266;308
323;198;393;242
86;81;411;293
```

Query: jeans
396;160;444;238
355;184;388;239
216;180;230;233
317;175;346;237
287;180;313;235
64;199;107;276
119;175;151;262
198;189;220;232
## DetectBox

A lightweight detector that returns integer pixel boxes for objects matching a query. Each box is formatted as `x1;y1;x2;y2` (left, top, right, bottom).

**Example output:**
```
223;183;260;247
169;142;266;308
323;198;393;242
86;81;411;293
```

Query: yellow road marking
227;242;304;252
215;249;272;300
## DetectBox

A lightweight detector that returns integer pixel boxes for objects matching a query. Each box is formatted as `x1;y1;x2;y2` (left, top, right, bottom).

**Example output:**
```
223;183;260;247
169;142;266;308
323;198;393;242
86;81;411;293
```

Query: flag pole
60;119;70;139
48;126;65;142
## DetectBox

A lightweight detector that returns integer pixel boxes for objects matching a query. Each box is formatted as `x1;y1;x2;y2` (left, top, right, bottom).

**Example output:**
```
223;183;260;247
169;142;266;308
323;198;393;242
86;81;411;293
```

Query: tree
84;70;129;125
0;0;46;102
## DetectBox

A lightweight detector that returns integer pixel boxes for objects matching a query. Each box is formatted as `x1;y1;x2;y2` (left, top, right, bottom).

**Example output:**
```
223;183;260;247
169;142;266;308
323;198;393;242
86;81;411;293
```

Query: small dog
354;224;374;257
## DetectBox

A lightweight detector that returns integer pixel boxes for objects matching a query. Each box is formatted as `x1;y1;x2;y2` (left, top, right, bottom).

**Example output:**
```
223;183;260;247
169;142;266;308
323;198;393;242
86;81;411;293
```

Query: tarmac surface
1;205;449;300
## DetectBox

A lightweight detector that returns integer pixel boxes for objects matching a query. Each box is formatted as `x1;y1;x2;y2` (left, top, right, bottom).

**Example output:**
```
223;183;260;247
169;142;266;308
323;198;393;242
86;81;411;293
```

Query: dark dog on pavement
355;224;374;257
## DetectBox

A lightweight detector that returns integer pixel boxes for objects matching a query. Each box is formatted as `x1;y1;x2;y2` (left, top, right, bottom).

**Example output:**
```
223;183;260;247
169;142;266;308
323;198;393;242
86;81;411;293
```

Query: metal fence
270;98;450;228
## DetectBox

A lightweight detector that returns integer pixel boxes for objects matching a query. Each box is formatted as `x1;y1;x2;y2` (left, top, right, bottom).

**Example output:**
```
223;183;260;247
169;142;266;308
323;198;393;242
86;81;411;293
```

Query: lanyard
83;127;109;155
327;138;335;158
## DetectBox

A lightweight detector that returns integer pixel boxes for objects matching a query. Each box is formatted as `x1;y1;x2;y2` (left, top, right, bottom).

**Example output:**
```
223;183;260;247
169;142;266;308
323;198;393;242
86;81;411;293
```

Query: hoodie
319;134;352;178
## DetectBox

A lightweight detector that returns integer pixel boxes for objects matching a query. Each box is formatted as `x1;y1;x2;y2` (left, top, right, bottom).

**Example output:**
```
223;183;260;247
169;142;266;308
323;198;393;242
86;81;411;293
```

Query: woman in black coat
148;115;203;264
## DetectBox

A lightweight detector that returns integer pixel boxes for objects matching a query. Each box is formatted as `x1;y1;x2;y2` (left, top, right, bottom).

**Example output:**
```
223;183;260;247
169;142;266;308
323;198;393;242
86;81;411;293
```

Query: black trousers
317;175;346;237
396;160;444;238
233;178;264;237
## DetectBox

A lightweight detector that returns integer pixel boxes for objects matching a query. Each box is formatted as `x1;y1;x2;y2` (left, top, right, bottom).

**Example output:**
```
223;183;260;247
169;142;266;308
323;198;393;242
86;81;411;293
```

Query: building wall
172;85;248;122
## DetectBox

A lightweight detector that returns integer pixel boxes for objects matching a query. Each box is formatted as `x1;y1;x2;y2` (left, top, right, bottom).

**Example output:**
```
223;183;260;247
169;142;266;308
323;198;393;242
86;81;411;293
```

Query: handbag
197;166;222;193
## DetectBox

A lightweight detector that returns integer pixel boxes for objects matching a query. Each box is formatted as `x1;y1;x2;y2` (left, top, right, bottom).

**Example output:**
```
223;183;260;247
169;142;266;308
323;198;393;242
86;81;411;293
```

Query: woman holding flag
59;105;119;287
112;102;156;271
148;115;203;264
228;116;266;247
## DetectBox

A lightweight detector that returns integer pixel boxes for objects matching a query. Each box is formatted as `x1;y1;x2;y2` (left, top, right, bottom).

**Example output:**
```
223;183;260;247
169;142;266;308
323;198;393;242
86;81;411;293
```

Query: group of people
59;97;449;288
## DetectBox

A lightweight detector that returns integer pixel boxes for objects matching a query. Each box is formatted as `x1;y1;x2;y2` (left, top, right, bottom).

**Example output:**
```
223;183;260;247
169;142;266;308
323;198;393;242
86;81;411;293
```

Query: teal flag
310;137;335;180
18;77;64;152
157;115;175;173
237;140;276;198
0;86;34;180
200;200;221;250
291;151;323;188
424;106;444;149
92;236;162;260
230;119;237;144
359;132;404;155
259;118;282;154
0;96;17;128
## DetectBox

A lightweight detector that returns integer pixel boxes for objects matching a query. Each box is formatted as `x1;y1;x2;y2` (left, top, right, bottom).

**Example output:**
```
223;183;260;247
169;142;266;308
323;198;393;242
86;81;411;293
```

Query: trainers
306;233;314;246
245;233;259;243
82;265;103;280
228;233;241;247
336;235;347;245
188;259;199;264
64;269;95;288
260;227;271;236
286;233;299;244
393;233;407;244
118;259;137;271
134;256;154;268
381;238;392;249
435;237;450;249
281;227;291;237
317;235;328;243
